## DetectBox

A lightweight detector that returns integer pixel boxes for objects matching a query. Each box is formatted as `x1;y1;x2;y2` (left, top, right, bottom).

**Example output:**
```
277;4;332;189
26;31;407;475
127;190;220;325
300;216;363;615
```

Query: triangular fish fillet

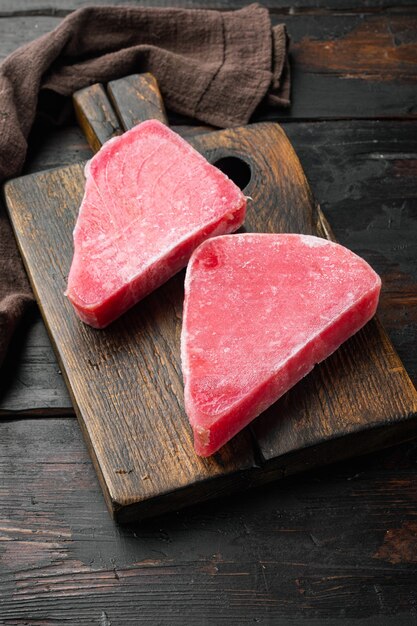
66;120;246;327
181;234;381;456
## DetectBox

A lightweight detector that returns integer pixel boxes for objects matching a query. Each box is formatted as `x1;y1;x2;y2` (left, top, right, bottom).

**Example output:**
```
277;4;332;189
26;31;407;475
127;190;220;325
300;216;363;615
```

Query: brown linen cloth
0;3;290;367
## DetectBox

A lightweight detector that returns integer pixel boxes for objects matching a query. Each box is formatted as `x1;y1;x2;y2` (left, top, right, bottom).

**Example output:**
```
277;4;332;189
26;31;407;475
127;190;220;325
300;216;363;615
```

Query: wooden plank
0;13;416;121
270;12;417;121
4;118;417;520
1;416;417;623
73;84;122;153
286;13;417;83
108;74;168;129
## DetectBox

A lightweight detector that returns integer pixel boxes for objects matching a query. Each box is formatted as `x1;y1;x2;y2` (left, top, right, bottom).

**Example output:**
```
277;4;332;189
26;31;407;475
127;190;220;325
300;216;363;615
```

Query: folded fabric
0;3;290;367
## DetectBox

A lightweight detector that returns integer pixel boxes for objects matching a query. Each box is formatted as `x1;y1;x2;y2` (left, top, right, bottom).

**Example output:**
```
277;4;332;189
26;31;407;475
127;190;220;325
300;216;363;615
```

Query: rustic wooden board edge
115;462;259;524
257;412;417;486
117;414;417;524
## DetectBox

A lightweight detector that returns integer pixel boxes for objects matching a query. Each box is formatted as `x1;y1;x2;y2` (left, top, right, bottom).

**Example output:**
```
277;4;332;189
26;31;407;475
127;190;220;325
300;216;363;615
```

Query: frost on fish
181;234;381;457
66;120;247;328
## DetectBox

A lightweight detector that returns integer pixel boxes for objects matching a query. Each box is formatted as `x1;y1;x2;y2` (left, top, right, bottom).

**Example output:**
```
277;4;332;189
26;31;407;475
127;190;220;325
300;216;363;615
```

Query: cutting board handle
107;74;168;131
73;73;168;153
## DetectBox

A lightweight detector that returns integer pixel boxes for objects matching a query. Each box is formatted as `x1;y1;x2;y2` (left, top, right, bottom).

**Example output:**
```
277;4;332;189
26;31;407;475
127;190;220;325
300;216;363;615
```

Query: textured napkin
0;3;290;366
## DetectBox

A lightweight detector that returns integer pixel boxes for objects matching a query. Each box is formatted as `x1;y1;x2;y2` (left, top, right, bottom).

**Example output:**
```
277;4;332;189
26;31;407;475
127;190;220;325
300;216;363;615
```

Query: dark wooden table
1;1;417;623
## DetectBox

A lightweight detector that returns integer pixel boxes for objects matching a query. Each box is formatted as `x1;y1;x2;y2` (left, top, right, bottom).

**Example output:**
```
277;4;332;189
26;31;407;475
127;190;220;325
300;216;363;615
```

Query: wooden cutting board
3;74;417;523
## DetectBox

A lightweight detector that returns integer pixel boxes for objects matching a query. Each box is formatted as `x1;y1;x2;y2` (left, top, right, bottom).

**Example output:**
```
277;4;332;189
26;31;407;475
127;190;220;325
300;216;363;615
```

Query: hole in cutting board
212;157;251;191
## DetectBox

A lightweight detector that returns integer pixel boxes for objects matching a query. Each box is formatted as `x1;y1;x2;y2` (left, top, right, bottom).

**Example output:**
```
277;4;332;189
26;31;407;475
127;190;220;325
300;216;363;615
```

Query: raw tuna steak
66;120;246;327
181;233;381;457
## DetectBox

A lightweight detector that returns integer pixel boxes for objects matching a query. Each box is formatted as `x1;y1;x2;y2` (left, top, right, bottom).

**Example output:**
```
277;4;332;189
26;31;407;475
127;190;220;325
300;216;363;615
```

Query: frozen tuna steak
181;233;381;457
66;120;246;327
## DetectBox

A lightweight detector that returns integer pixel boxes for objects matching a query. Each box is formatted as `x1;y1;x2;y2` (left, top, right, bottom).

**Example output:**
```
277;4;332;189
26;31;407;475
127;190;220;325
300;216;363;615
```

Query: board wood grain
72;83;123;153
108;74;168;130
3;76;417;522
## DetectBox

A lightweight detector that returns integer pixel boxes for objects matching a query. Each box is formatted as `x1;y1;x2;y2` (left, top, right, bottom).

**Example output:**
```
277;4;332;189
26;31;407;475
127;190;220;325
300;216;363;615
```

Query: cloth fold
0;3;290;367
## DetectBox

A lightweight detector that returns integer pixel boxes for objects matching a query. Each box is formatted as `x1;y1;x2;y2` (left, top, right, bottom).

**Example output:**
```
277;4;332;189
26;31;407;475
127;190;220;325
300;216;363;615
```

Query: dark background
0;1;416;623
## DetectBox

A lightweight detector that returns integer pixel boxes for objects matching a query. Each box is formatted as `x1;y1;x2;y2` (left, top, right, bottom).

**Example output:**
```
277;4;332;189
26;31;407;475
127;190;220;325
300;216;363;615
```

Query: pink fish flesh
66;120;246;327
181;233;381;456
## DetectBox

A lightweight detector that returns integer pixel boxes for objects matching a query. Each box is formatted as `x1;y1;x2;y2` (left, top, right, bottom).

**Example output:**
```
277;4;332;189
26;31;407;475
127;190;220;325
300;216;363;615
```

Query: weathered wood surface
1;416;417;624
108;74;168;130
73;74;168;154
0;10;416;120
4;106;417;519
1;1;417;621
73;83;122;153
